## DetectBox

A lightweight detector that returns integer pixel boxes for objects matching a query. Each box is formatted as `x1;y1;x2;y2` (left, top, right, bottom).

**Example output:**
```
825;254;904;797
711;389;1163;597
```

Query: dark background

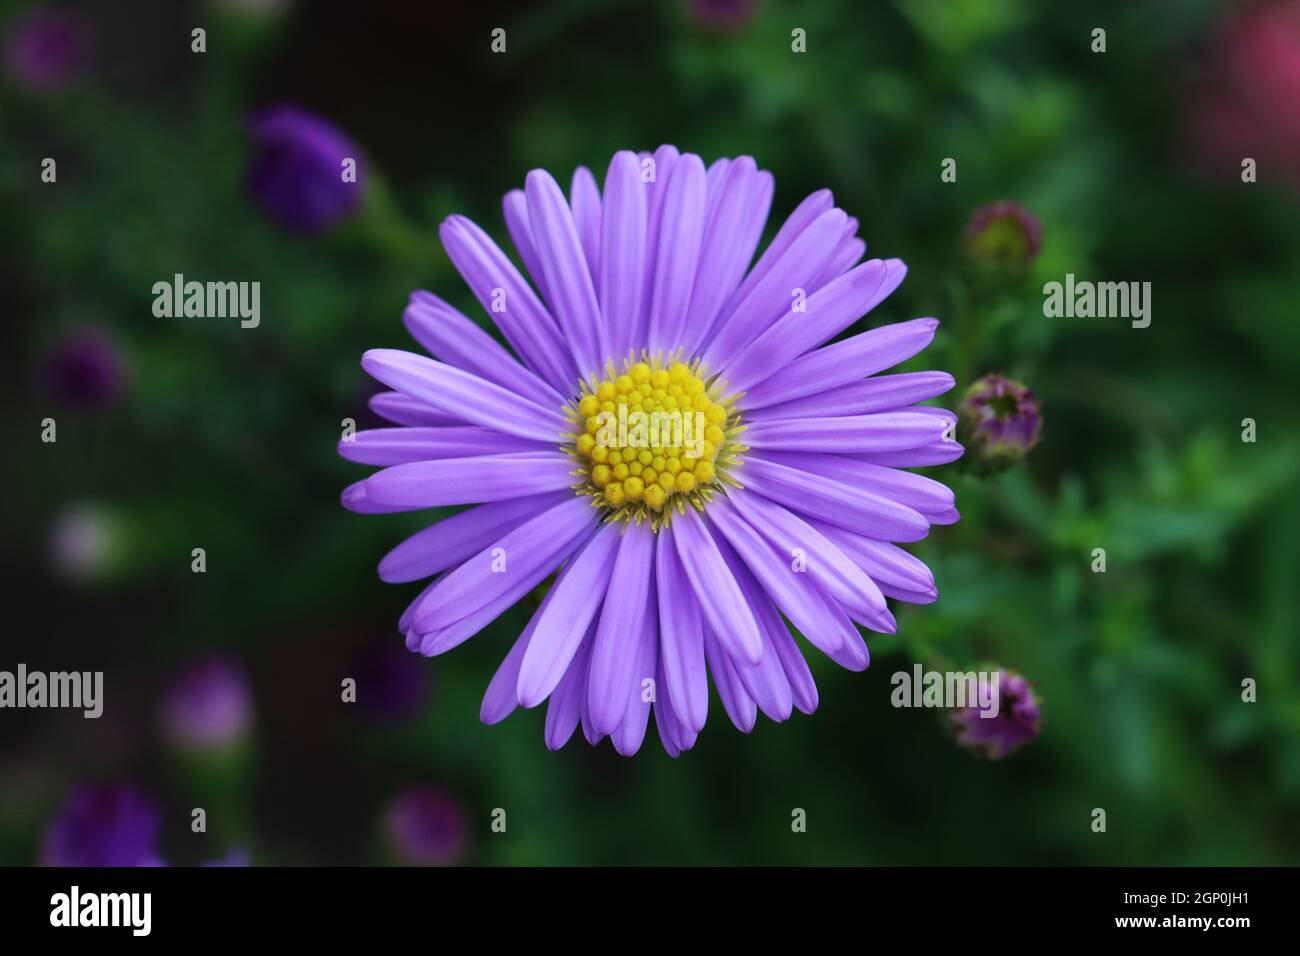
2;0;1298;865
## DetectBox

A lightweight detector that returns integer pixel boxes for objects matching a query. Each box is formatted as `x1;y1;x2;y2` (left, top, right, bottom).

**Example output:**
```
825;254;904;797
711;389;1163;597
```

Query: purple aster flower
4;8;88;93
382;788;468;866
957;373;1041;466
950;669;1042;759
684;0;761;31
41;327;128;408
41;785;164;867
246;104;363;234
962;200;1042;269
160;656;254;752
341;146;962;755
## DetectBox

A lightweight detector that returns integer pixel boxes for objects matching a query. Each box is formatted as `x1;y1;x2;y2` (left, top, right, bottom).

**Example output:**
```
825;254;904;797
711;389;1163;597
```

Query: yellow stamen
564;352;742;526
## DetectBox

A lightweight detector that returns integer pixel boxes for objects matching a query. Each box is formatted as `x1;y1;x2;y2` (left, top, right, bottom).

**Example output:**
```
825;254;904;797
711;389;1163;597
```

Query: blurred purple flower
962;201;1042;269
160;657;254;752
957;373;1041;466
1193;1;1300;185
41;327;128;408
383;788;468;866
684;0;761;31
49;502;118;583
353;641;432;720
4;8;88;92
246;104;363;233
950;670;1042;760
41;785;164;867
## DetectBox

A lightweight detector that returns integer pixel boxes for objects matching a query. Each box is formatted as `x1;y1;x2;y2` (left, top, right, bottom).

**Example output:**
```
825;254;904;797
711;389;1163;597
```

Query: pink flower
1192;1;1300;184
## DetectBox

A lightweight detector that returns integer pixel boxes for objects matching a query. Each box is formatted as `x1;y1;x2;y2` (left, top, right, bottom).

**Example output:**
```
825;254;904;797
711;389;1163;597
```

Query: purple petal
516;523;621;707
403;291;562;408
706;495;849;655
339;426;550;466
825;623;871;672
703;626;757;732
502;188;552;306
748;371;955;420
851;439;964;467
399;577;441;634
652;659;688;757
765;612;819;715
545;635;592;750
740;317;939;410
341;479;416;514
682;161;773;357
701;207;847;369
705;188;834;353
569;166;602;292
726;487;893;632
439;214;577;391
481;621;541;726
926;507;961;525
742;412;949;454
586;522;656;735
713;534;794;721
636;145;682;348
737;456;930;542
753;450;955;517
368;391;459;427
670;507;763;666
646;153;707;355
525;168;607;376
598;151;648;361
362;349;568;443
364;453;574;509
721;258;901;393
612;572;659;756
379;492;570;584
655;527;709;733
416;522;591;659
412;496;597;635
811;235;867;290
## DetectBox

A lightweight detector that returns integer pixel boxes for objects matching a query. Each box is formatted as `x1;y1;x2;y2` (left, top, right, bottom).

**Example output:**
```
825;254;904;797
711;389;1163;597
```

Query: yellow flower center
566;355;743;527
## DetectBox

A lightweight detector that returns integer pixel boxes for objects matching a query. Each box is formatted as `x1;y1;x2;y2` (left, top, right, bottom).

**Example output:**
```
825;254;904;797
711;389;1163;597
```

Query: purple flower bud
684;0;761;30
962;200;1042;269
4;8;88;93
41;785;164;867
382;787;468;866
950;669;1042;760
41;327;127;408
160;657;254;752
957;373;1042;465
245;104;363;234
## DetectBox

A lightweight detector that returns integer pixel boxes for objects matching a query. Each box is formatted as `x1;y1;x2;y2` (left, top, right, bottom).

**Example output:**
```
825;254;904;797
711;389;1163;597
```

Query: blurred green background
3;0;1298;865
